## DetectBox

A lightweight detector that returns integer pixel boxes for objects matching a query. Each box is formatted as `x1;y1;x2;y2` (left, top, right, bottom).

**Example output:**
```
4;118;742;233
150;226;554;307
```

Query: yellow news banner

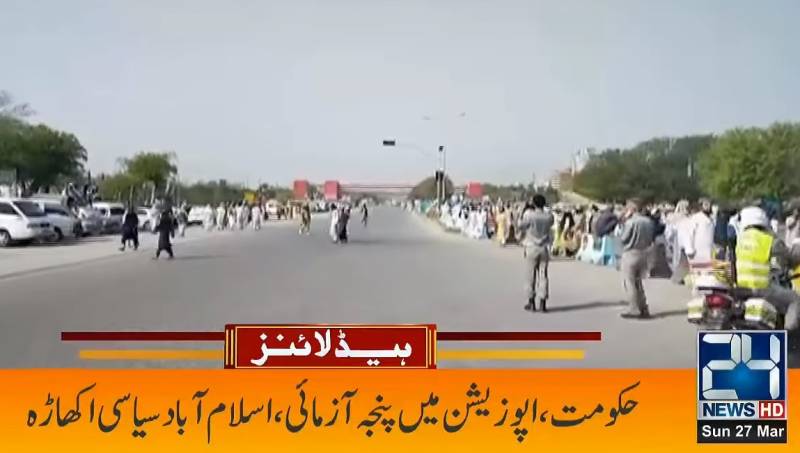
0;369;795;452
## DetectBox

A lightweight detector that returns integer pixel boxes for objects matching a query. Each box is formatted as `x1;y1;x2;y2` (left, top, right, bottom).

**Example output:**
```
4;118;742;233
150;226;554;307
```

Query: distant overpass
340;183;415;195
293;179;479;200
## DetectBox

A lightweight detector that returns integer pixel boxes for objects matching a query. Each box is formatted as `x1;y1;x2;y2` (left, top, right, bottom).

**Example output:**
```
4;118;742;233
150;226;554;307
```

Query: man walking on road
361;202;369;227
684;198;715;284
299;203;311;235
154;210;176;260
337;205;351;243
215;203;226;230
120;206;139;251
619;198;655;319
519;194;554;312
252;203;263;230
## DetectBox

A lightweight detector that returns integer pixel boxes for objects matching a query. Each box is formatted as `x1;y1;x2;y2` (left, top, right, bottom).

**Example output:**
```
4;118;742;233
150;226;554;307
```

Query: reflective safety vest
735;228;774;289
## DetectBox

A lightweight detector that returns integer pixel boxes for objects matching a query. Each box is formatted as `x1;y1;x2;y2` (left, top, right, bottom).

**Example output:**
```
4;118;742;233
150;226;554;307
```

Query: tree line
1;90;294;206
572;122;800;204
0;92;87;193
408;177;560;204
97;153;295;206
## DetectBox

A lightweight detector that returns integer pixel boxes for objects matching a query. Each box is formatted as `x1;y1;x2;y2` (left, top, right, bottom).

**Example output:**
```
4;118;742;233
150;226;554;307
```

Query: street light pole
381;139;442;202
438;145;446;207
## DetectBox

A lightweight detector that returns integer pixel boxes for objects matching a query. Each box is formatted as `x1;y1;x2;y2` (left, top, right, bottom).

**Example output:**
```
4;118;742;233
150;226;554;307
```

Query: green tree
258;183;294;203
0;116;26;172
98;173;138;203
0;90;34;118
21;125;87;192
409;176;454;199
699;123;800;201
120;151;177;190
181;180;247;205
0;120;87;193
573;135;712;202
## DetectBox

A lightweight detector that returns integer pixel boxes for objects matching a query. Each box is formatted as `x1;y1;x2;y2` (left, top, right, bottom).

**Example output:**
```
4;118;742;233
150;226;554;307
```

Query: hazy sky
2;0;799;185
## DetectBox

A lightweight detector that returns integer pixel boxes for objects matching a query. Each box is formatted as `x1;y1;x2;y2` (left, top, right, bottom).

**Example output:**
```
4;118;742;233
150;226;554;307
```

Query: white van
0;198;53;247
28;198;81;241
92;201;126;233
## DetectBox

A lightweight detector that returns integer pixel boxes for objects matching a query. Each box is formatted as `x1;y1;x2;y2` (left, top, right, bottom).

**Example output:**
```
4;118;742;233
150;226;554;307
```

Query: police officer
619;198;655;319
736;206;800;330
519;194;554;312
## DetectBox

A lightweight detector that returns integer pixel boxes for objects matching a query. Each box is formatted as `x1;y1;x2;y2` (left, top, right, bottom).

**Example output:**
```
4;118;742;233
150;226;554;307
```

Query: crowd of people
434;194;800;326
439;196;594;255
328;202;368;243
118;200;317;259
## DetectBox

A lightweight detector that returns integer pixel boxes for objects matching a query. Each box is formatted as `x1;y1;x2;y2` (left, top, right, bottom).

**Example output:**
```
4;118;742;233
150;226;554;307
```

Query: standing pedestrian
299;203;311;235
518;194;554;312
684;198;715;285
495;206;508;246
337;205;350;243
361;202;369;227
665;200;690;283
329;204;339;242
619;199;655;319
176;206;188;238
251;203;263;230
154;210;175;259
204;204;215;231
227;203;237;231
215;203;226;231
120;206;139;251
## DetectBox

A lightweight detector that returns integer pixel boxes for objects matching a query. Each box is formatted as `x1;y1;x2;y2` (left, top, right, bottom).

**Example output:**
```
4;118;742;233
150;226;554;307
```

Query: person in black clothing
646;208;671;278
361;203;368;226
336;206;350;243
120;206;139;251
154;211;175;259
594;206;619;238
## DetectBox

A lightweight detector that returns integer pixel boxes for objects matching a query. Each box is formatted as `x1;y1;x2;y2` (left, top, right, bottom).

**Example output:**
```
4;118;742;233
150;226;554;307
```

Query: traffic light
382;140;396;146
435;171;444;182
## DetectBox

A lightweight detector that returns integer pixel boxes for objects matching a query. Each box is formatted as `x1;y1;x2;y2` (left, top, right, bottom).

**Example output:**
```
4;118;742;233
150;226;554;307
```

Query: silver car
77;206;104;236
92;202;125;234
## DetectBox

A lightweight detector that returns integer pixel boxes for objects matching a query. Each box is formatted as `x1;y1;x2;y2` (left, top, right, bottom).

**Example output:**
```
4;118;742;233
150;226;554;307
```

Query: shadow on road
173;255;228;261
547;301;627;313
649;309;689;320
339;238;440;247
4;236;113;248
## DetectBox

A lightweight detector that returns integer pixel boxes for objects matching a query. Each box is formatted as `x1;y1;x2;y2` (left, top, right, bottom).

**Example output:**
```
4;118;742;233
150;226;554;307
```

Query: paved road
0;206;726;369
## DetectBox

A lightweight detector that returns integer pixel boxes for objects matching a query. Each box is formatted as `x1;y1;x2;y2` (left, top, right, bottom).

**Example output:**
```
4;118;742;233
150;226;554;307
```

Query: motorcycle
686;263;789;331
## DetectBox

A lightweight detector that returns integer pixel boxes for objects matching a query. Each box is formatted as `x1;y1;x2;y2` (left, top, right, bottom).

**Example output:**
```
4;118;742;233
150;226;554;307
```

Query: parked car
92;202;126;234
29;199;80;241
76;206;104;236
188;205;211;225
0;198;52;247
136;206;160;233
265;200;284;219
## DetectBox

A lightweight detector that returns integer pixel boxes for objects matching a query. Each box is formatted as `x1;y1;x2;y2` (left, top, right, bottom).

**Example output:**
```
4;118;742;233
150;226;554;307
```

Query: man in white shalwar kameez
215;203;227;231
251;204;263;230
203;204;215;231
329;205;340;242
684;199;716;287
228;205;238;231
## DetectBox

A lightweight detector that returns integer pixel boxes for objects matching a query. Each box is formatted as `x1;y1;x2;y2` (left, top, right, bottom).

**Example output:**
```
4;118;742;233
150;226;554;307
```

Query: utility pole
438;145;446;207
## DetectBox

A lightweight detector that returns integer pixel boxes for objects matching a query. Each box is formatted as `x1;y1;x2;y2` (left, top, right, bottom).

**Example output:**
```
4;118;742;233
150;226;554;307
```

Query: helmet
739;206;769;230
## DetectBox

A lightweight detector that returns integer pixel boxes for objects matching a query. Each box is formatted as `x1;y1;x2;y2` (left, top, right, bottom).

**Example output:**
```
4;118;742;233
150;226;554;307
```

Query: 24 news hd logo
697;331;787;443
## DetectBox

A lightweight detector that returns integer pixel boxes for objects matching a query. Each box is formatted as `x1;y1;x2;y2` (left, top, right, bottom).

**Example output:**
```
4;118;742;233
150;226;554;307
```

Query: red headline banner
224;324;436;369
